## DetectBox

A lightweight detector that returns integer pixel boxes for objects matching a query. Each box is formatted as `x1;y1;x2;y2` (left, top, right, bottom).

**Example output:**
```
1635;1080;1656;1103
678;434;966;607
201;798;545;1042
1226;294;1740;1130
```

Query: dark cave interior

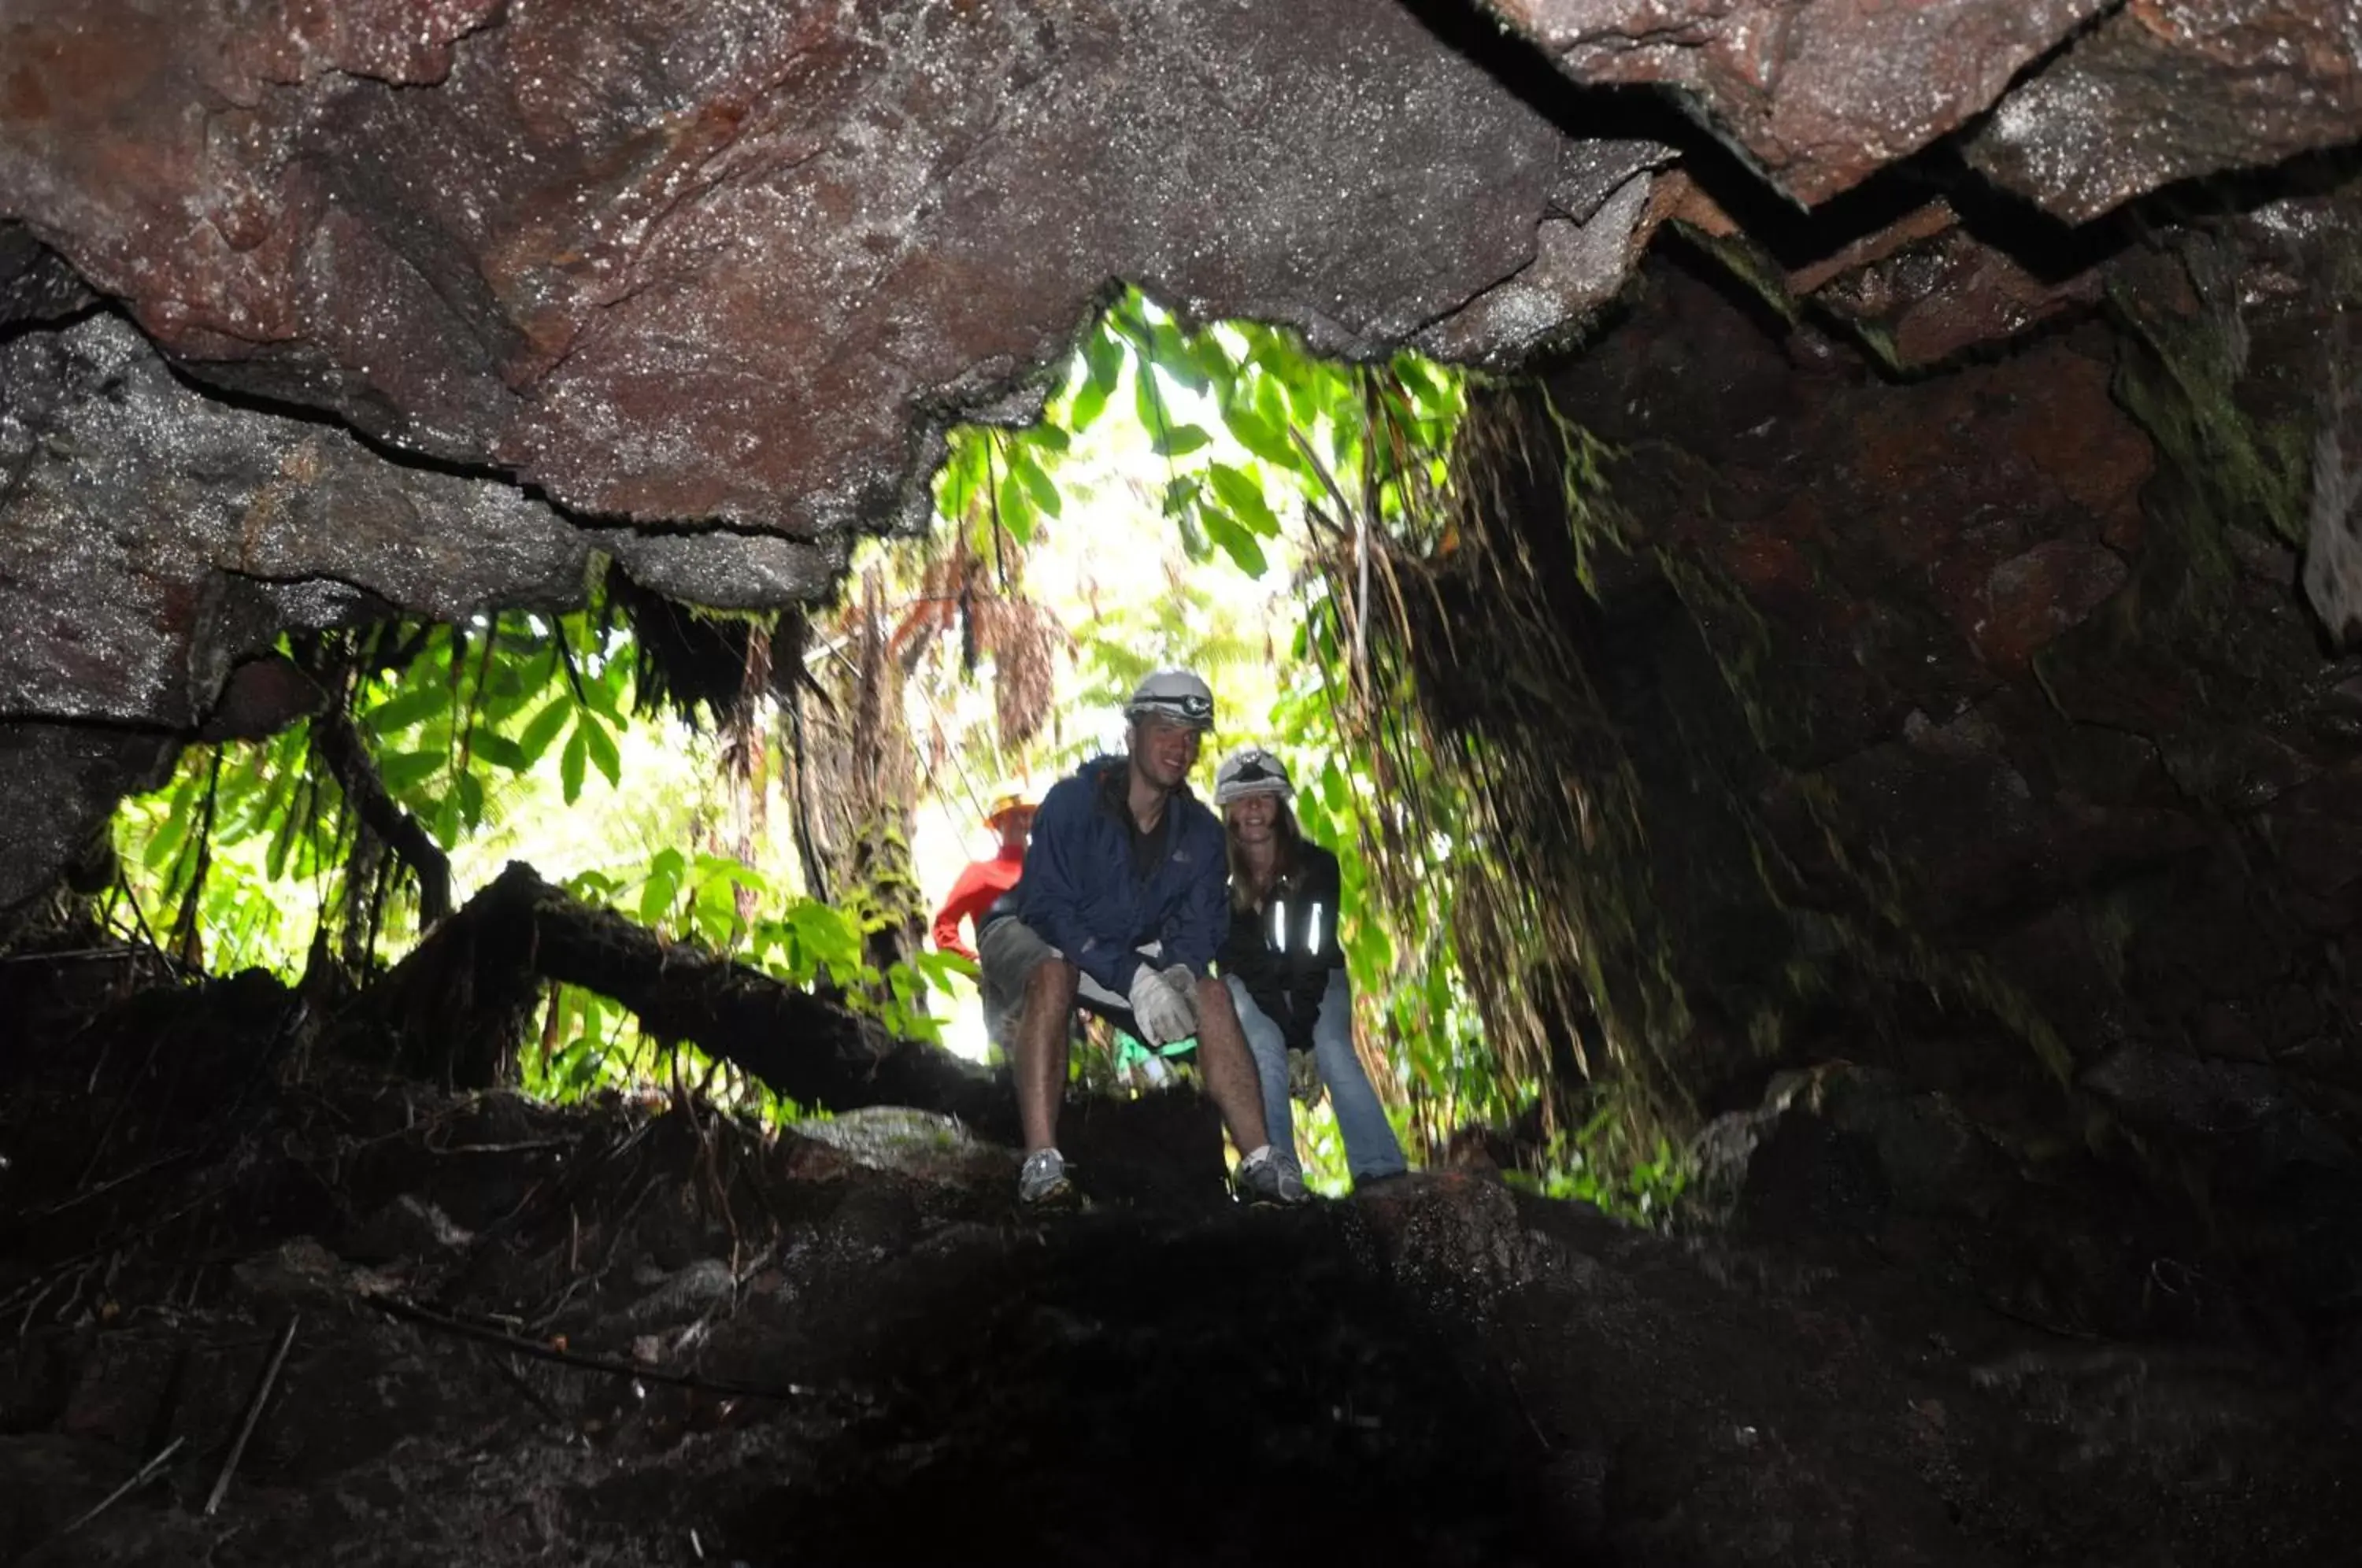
6;1;2362;1562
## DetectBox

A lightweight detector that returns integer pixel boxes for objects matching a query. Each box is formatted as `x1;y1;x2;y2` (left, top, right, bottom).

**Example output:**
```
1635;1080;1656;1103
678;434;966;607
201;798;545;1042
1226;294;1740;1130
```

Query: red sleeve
931;861;1001;961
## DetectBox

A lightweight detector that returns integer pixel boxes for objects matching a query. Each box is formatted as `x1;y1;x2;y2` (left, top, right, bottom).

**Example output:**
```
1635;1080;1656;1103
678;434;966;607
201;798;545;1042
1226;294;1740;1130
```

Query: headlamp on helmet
1124;668;1216;731
1215;745;1293;806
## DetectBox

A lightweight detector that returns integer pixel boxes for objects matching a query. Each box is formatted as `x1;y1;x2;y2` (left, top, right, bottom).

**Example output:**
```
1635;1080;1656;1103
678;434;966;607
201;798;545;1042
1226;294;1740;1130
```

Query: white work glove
1127;963;1198;1046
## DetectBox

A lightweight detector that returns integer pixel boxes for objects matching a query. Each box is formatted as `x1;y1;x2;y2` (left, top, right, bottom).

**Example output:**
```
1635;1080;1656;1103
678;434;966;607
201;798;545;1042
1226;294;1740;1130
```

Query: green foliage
118;609;639;970
112;594;958;1133
1485;1086;1692;1222
105;283;1689;1215
942;285;1675;1210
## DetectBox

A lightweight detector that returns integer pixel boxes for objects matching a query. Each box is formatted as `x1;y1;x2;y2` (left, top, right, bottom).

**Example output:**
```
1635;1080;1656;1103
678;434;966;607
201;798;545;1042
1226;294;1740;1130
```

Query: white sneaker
1018;1147;1078;1208
1235;1145;1308;1206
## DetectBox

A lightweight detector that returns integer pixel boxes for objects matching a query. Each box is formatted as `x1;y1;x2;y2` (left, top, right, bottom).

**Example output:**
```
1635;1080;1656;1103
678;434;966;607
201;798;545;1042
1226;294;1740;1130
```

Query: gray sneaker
1235;1145;1308;1206
1018;1147;1078;1208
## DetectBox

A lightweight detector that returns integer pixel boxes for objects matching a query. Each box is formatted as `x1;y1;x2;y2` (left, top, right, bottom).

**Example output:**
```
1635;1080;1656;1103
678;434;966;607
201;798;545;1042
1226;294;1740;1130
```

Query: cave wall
1446;186;2362;1329
0;0;2359;958
0;0;1671;915
0;0;1652;528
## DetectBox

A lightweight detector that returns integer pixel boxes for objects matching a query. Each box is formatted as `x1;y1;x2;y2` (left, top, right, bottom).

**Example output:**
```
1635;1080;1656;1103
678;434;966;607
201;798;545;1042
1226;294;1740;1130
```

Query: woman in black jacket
1213;745;1409;1196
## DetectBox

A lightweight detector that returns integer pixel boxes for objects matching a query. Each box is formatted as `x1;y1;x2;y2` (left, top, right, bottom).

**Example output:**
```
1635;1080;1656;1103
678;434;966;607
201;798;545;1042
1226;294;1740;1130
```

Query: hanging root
311;705;452;927
1305;383;1668;1157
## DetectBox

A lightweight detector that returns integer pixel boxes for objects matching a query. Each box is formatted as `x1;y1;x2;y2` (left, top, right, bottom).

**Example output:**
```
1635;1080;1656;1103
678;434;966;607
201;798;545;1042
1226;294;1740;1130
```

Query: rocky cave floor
3;960;2360;1567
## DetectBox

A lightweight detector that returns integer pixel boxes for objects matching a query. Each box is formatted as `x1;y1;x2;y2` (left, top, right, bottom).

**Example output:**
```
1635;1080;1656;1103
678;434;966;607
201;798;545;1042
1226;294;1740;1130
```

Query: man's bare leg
1015;958;1081;1154
1190;976;1273;1156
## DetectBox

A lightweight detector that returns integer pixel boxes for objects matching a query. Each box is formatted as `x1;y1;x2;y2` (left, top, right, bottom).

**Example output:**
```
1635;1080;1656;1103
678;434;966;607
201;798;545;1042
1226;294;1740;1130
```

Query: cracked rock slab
0;314;589;730
1485;0;2117;205
1970;0;2362;225
1;0;1620;532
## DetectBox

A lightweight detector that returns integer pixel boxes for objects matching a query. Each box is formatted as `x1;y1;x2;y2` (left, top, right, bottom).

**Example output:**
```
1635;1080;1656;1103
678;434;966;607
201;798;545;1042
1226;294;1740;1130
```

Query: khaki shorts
976;915;1154;1045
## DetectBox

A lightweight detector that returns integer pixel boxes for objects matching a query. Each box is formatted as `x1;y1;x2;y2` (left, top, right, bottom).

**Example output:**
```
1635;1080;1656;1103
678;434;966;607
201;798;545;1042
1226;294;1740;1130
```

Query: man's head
985;782;1036;852
1123;668;1215;793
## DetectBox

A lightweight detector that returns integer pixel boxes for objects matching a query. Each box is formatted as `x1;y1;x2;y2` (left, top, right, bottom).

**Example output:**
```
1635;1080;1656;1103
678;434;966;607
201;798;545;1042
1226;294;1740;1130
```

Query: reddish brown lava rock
1486;0;2116;205
1974;538;2132;675
0;0;1623;529
1812;224;2108;371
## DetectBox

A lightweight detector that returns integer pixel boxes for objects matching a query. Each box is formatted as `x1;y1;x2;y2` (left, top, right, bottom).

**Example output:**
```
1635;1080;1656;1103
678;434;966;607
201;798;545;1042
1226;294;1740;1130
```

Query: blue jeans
1226;971;1407;1183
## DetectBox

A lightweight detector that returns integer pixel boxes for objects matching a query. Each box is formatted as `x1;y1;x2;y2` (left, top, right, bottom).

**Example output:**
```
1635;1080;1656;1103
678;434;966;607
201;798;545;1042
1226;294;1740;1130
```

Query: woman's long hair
1226;796;1304;915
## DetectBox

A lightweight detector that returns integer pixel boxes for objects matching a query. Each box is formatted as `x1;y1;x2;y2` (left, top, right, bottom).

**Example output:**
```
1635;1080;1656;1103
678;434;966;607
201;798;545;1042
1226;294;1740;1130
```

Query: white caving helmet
1215;745;1293;806
1123;668;1216;731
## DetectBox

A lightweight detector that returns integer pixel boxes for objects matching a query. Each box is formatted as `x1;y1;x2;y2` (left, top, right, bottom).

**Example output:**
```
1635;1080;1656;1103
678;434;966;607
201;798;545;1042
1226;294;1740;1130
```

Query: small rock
618;1259;735;1331
231;1236;392;1307
343;1195;474;1262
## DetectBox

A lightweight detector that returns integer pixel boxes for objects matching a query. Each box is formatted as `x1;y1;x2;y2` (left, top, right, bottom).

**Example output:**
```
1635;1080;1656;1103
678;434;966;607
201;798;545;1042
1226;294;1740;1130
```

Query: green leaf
360;683;450;738
578;650;625;722
1152;423;1210;459
478;665;539;724
693;878;744;946
472;733;528;772
1014;452;1062;517
788;900;863;977
142;803;191;871
517;696;572;767
1158;472;1201;520
454;770;485;831
1199;507;1268;578
995;468;1038;548
579;713;620;790
263;796;299;883
568;867;620;900
1024;423;1071;455
937;434;987;520
1205;462;1279;536
1187;332;1238;394
1068;378;1112;435
561;725;587;805
1150;320;1209;392
379;750;443;796
1222;404;1300;472
639;864;680;925
1069;329;1125;431
1133;359;1179;448
693;849;760;887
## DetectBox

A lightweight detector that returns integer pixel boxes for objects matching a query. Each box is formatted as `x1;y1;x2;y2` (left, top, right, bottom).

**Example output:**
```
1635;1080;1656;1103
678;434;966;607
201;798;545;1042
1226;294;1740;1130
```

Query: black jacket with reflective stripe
1217;842;1343;1048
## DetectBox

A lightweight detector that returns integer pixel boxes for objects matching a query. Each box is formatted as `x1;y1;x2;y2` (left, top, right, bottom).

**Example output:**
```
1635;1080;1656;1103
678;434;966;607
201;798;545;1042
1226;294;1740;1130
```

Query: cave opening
8;0;2362;1561
22;286;1539;1176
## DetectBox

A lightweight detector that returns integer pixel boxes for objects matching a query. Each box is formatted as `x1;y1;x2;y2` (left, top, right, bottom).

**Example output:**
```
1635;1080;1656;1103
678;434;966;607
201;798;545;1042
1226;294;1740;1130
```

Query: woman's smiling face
1227;791;1279;840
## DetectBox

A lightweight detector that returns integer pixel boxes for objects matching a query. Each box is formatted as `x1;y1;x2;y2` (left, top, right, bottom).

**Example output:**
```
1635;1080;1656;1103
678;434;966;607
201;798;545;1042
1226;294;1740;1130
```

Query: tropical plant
99;282;1689;1215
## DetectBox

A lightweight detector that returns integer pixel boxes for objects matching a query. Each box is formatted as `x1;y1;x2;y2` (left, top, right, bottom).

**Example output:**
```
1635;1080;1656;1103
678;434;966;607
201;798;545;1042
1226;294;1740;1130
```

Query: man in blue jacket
977;669;1298;1208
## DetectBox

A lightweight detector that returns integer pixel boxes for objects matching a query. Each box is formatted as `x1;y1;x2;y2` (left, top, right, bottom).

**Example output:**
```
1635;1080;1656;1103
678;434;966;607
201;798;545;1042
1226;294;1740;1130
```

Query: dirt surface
5;967;2360;1566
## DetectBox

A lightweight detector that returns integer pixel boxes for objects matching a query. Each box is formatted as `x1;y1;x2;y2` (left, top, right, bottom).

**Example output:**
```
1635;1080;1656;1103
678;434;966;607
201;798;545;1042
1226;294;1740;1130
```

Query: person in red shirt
931;784;1037;963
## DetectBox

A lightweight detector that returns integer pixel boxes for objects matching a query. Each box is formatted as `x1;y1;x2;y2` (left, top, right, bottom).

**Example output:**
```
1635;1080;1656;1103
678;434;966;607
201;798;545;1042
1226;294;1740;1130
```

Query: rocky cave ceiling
2;0;2361;910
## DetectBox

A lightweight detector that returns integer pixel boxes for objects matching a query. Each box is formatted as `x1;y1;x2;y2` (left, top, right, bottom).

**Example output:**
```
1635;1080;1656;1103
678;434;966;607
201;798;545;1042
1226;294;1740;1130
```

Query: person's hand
1287;1046;1323;1106
1127;964;1196;1046
1157;963;1202;1037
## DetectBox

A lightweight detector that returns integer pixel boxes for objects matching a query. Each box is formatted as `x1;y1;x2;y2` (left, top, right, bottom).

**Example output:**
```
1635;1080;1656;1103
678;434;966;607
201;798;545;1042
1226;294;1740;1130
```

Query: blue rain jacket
1010;754;1228;997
